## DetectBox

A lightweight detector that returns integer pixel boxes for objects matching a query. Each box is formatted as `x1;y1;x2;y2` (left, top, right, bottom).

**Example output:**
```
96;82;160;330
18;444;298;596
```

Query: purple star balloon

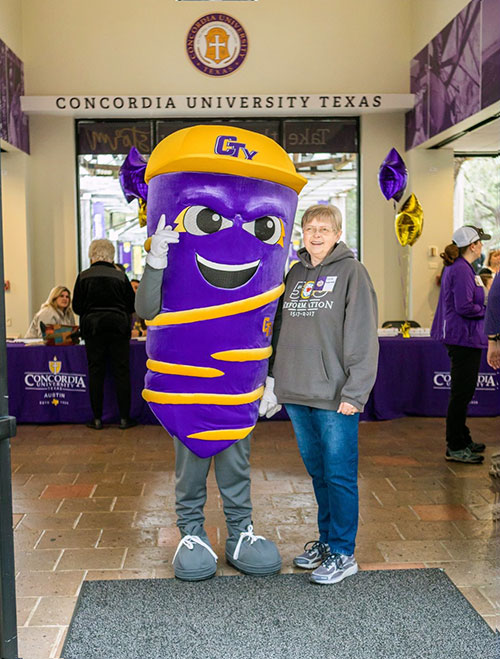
119;147;149;203
378;147;408;202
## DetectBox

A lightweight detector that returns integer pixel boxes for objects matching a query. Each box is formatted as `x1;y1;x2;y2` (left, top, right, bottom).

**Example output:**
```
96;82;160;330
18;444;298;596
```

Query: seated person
25;286;76;338
130;278;147;338
479;271;493;291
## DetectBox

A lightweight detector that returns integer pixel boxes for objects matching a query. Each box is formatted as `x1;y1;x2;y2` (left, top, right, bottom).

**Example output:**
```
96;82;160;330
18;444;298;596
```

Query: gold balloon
395;194;424;246
138;198;148;227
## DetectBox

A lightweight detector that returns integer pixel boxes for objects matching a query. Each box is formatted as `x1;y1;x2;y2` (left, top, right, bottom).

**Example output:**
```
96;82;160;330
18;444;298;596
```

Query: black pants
445;344;482;451
84;336;131;420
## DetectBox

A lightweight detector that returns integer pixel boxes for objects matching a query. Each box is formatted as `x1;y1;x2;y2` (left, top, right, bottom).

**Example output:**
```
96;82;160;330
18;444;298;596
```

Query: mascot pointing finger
135;125;306;580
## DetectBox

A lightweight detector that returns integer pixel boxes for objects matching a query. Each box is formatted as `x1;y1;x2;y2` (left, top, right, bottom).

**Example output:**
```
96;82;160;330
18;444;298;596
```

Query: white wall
0;0;23;55
406;148;455;325
2;151;31;336
410;0;472;55
25;115;78;315
361;113;408;322
21;0;412;94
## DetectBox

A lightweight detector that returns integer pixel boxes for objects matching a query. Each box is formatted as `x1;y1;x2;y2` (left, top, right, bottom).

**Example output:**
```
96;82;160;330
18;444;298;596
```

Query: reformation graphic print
283;276;337;317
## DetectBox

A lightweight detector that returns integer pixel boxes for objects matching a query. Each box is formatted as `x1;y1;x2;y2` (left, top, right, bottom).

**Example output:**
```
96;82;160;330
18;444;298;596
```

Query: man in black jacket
73;239;137;430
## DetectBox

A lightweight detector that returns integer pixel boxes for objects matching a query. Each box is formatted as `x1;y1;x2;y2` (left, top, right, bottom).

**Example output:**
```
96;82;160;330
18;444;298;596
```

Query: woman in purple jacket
431;225;491;464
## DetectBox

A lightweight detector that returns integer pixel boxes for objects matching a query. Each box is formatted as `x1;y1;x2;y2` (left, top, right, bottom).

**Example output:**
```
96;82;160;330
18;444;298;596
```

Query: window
454;156;500;251
76;118;360;277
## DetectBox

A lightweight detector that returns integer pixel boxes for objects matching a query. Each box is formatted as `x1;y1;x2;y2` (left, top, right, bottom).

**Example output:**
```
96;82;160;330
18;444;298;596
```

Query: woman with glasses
25;285;76;338
259;204;378;585
431;225;491;464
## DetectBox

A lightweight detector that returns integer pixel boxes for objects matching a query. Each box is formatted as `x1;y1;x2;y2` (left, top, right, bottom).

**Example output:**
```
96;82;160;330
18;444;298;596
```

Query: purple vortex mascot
135;125;306;580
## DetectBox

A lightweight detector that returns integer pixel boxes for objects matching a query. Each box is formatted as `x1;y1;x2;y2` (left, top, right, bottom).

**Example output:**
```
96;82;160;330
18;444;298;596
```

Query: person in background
25;286;76;338
431;225;491;464
484;272;500;478
485;271;500;371
479;270;493;291
72;239;137;430
260;204;378;585
479;248;500;277
130;278;147;338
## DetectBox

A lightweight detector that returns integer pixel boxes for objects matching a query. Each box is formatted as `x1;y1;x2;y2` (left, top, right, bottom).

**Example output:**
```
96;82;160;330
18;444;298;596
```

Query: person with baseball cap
431;225;491;463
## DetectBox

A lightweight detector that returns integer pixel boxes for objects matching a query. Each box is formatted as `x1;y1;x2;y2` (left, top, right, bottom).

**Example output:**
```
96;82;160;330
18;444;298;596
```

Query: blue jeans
285;404;359;555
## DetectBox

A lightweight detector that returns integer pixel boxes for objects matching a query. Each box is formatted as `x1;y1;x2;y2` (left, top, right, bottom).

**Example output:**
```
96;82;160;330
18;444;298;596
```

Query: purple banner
0;40;7;142
117;241;132;273
0;39;30;153
481;0;500;109
405;46;429;151
405;0;499;149
429;0;481;137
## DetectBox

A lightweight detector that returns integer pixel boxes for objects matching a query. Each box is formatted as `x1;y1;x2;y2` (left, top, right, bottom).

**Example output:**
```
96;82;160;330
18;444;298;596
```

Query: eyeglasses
303;226;335;235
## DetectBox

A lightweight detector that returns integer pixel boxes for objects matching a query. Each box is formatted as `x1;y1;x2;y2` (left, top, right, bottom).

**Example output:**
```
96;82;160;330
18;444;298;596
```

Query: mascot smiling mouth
196;254;260;289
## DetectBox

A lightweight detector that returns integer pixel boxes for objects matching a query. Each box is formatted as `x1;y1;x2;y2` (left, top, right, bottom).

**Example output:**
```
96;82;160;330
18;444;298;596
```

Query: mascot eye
242;216;283;245
183;206;232;235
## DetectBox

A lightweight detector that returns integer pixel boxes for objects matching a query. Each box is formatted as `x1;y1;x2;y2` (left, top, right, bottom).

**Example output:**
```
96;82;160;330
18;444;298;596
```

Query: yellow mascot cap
145;125;307;194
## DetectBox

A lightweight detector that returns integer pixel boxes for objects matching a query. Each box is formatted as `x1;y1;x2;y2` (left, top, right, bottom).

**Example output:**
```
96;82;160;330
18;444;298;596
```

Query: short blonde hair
486;249;500;268
89;239;115;263
301;204;343;232
41;286;71;312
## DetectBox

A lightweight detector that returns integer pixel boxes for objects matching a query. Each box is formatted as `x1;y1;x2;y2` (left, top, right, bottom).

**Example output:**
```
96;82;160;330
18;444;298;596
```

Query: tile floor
7;416;499;658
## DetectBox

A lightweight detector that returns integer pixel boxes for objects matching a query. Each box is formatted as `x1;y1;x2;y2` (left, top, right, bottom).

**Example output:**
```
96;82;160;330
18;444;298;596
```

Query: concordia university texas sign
21;94;414;117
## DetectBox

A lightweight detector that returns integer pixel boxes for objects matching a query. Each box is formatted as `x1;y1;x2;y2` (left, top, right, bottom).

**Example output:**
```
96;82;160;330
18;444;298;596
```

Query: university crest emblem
186;14;248;77
49;356;62;375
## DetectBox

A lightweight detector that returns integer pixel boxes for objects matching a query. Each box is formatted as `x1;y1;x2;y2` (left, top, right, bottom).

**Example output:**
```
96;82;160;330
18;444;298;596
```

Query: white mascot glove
258;376;282;418
146;214;180;270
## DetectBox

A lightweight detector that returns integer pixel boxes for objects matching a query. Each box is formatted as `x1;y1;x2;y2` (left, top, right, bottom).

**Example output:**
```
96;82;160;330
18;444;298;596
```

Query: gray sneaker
172;535;218;581
445;447;484;464
225;524;281;576
310;552;358;585
293;540;330;569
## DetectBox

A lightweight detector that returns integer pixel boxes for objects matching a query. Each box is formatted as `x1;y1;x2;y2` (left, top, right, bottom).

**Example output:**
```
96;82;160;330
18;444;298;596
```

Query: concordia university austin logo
186;14;248;77
24;356;87;407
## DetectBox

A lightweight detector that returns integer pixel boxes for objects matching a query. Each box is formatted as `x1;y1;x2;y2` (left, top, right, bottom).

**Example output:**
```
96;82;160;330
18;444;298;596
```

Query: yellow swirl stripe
211;347;272;362
146;284;284;326
147;359;224;378
142;386;264;406
187;426;255;440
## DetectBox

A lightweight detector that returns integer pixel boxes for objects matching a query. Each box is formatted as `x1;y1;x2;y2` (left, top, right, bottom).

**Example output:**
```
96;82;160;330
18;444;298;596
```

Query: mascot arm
135;265;164;320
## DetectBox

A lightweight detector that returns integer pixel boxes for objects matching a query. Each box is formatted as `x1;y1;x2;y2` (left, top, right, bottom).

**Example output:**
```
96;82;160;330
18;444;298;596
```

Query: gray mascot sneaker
172;535;218;581
225;524;282;576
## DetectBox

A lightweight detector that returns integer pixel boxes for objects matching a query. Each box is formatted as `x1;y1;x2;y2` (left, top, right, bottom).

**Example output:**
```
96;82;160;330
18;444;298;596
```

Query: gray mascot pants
174;435;253;540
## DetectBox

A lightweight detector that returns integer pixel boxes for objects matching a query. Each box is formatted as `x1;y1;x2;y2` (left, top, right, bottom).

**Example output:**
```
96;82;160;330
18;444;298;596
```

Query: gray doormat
62;570;495;659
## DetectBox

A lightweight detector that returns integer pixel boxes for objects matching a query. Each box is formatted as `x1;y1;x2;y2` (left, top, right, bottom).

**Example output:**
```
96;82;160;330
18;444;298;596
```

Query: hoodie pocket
274;343;335;400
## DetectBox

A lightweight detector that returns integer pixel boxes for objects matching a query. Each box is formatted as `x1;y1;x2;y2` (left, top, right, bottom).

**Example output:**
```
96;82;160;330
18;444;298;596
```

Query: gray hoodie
271;242;379;412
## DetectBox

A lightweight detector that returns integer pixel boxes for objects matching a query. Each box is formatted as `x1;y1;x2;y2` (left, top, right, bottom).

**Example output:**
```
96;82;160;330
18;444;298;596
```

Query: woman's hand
337;402;359;415
487;340;500;370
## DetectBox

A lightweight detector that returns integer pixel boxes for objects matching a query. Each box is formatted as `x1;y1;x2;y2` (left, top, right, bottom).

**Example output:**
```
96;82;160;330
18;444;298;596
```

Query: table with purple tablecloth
362;336;499;420
6;337;499;424
6;340;156;425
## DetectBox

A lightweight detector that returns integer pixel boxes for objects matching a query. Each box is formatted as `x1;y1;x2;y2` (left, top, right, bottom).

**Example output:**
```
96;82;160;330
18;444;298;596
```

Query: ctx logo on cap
214;135;258;160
